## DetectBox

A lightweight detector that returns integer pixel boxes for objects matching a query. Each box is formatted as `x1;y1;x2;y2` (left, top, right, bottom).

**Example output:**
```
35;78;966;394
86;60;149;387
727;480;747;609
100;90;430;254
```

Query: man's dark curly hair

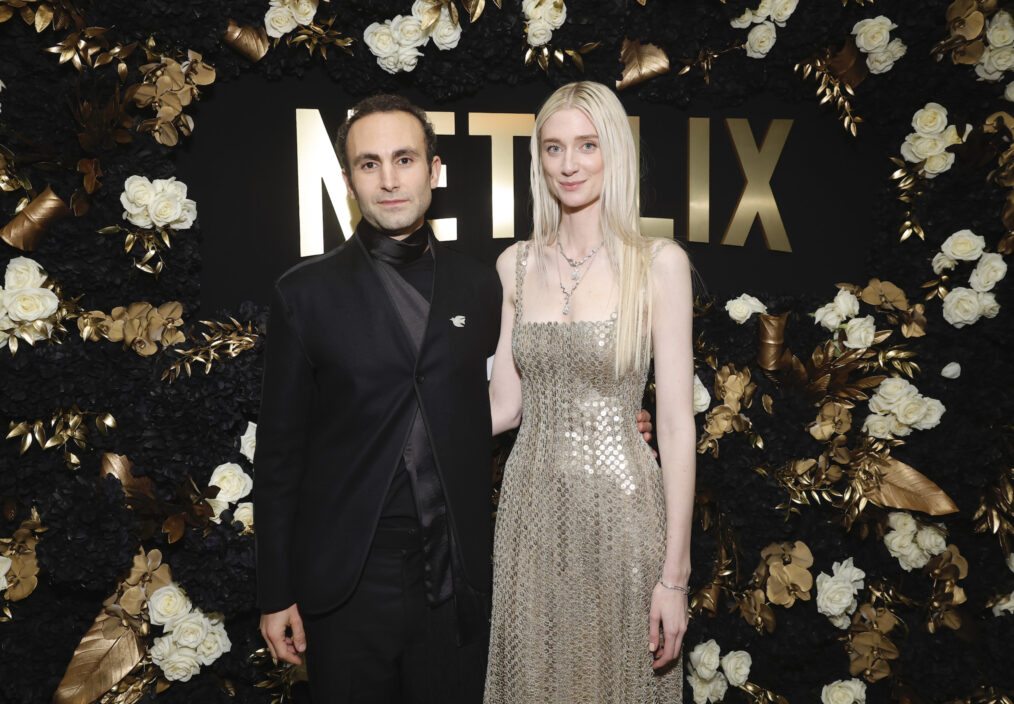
335;94;438;173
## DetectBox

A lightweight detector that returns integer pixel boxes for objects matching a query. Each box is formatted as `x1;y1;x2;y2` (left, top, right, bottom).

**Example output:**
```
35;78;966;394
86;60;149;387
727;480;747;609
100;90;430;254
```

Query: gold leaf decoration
524;41;598;74
100;454;155;500
846;603;900;682
972;466;1014;554
0;507;45;609
162;318;259;383
0;185;71;251
795;46;864;136
287;16;354;59
78;301;185;355
222;18;270;62
616;38;669;90
863;456;959;516
125;51;215;146
53;615;144;704
7;407;115;469
924;544;968;633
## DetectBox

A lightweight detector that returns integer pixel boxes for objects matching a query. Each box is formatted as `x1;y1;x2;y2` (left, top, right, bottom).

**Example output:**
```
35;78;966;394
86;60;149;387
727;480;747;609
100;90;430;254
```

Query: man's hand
636;409;656;457
260;603;306;665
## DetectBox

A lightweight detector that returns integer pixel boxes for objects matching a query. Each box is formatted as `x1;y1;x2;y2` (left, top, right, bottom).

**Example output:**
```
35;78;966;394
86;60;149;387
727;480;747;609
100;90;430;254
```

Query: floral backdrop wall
1;1;1013;703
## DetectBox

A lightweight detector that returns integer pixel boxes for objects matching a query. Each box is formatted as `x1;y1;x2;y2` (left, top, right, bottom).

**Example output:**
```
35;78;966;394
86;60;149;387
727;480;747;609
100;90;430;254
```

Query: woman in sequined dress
485;81;696;703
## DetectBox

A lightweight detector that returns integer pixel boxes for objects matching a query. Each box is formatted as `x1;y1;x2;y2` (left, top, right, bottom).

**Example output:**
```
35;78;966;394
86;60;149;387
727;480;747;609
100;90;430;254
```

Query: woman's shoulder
647;238;689;270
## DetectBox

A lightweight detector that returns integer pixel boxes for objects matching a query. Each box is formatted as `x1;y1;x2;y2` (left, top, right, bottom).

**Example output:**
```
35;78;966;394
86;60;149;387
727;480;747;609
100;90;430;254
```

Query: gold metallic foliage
932;0;998;65
0;0;81;33
0;185;71;251
525;41;599;73
54;549;172;704
161;318;258;383
846;603;901;682
223;19;270;63
972;466;1014;554
77;301;186;357
251;648;309;704
0;507;45;616
101;453;155;503
417;0;501;32
71;85;134;153
890;158;929;242
45;21;137;74
674;45;743;86
6;407;115;469
697;363;759;457
795;46;864;136
125;50;216;146
0;143;31;195
924;544;967;633
616;39;670;90
287;16;354;59
98;222;178;276
737;683;789;704
942;689;1014;704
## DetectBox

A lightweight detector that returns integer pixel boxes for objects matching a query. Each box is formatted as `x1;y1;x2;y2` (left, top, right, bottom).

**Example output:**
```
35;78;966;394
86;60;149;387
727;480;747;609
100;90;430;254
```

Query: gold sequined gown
484;244;682;703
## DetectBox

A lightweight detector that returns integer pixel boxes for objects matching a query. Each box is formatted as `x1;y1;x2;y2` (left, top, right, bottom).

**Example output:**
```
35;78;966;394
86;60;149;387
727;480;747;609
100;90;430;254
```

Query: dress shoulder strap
513;241;530;325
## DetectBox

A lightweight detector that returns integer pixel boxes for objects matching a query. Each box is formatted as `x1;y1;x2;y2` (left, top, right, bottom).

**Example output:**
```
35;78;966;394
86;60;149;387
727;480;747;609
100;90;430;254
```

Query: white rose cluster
932;229;1006;328
0;256;59;350
882;511;948;572
687;639;752;703
821;678;867;704
850;16;907;74
364;1;462;74
120;175;197;230
724;293;767;324
812;290;877;349
975;11;1014;83
147;583;232;681
862;377;945;440
899;103;965;178
815;557;865;629
693;374;712;415
523;0;567;48
730;0;797;59
208;461;254;527
264;0;318;39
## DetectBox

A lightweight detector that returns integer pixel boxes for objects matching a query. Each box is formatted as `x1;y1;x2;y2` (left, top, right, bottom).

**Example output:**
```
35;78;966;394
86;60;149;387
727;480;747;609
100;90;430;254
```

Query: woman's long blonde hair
529;81;653;377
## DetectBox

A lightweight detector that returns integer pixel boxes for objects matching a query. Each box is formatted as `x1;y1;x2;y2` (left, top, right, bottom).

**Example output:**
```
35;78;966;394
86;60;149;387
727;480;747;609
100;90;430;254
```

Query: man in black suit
254;94;500;702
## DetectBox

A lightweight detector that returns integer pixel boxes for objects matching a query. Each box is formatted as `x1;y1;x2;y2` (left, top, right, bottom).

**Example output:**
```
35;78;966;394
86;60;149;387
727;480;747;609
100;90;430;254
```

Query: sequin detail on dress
484;243;682;704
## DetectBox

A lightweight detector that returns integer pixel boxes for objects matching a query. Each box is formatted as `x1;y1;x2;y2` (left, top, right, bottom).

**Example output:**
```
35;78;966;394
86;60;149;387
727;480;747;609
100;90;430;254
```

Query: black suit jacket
254;233;501;615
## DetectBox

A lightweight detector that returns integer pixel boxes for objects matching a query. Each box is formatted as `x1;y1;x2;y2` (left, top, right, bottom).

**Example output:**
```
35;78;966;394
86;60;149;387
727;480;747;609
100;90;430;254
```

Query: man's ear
428;156;442;189
342;170;357;201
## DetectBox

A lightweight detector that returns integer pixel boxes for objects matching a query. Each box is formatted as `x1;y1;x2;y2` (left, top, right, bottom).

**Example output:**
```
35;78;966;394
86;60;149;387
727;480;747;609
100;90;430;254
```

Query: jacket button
415;374;425;384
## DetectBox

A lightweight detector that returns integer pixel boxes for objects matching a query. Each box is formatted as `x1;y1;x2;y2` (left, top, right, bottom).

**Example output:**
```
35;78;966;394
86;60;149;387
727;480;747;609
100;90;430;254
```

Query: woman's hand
648;582;688;670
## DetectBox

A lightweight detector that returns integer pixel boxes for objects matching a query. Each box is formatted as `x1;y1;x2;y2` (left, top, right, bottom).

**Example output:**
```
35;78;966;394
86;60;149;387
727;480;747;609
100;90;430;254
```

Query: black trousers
302;524;488;704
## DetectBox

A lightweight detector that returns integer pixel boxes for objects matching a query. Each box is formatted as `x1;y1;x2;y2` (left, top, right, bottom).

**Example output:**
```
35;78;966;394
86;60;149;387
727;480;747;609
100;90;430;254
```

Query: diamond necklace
556;239;603;315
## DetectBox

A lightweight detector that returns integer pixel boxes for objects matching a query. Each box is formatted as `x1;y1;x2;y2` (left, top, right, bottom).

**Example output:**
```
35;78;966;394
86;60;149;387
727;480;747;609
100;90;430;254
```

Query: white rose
932;252;957;275
152;177;187;201
688;639;721;679
157;643;202;682
171;612;210;649
720;650;751;687
522;0;545;20
912;397;945;431
915;525;947;556
149;191;184;229
770;0;798;27
862;413;893;439
396;45;422;72
704;672;729;702
969;252;1007;292
543;0;566;30
725;293;767;323
887;512;918;536
814;303;844;331
898;540;931;571
816;573;858;617
121;175;155;210
923;151;956;177
150;634;174;667
687;670;711;704
290;0;317;25
4;256;47;290
411;0;439;21
888;414;912;437
843;315;875;349
123;204;154;229
391;14;428;48
944;228;987;262
941;362;961;378
1006;81;1014;101
196;615;232;665
527;17;552;47
693;374;711;414
821;678;867;704
993;592;1014;616
3;288;58;322
989;17;1014;47
264;5;298;38
884;528;915;559
852;16;896;54
942;287;982;328
233;502;254;530
239;421;257;462
832;557;866;588
978;291;1000;318
207;497;228;525
894;395;928;427
832;289;860;319
745;21;777;59
987;45;1014;74
147;584;193;629
870;377;917;413
431;11;462;50
209;462;253;503
377;53;401;74
0;554;11;590
754;0;773;20
828;612;852;629
886;37;907;61
364;21;398;58
994;10;1014;29
976;49;1005;81
730;10;755;29
172;199;198;230
866;49;897;75
911;103;948;136
901;133;948;161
